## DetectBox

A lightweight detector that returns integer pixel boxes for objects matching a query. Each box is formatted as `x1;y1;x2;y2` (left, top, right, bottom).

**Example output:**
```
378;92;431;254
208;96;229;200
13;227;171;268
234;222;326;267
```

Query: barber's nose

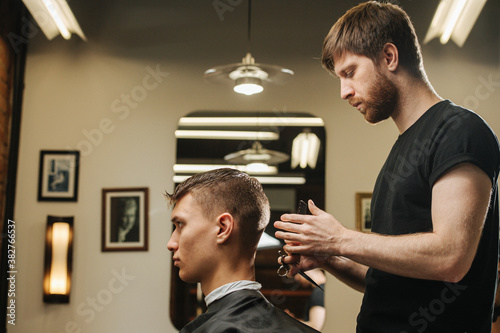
340;80;354;100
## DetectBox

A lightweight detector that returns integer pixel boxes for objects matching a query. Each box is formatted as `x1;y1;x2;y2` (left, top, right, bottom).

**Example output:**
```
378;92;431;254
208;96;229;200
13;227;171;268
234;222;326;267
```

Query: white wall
11;39;500;333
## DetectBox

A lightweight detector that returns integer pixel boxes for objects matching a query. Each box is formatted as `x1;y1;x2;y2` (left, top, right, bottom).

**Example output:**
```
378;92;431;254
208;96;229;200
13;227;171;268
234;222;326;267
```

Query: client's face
167;193;218;284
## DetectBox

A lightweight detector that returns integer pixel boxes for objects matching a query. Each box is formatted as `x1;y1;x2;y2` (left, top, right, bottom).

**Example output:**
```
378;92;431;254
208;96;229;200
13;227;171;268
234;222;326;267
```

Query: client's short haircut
165;168;270;249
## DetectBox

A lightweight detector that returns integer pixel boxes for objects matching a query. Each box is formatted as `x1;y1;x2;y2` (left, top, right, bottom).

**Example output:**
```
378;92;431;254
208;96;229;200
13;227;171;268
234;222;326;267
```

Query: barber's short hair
322;1;424;79
165;168;270;250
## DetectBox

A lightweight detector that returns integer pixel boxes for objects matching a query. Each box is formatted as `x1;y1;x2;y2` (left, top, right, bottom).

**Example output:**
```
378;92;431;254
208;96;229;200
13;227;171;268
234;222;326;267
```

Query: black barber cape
179;289;320;333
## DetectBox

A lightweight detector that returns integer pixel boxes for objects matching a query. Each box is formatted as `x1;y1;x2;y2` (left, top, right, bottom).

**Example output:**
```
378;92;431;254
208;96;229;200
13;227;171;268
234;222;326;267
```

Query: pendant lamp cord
247;0;252;52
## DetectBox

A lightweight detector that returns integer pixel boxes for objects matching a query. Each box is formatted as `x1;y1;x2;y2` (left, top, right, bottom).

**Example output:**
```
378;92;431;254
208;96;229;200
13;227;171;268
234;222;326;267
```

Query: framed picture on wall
101;187;149;252
37;150;80;202
356;192;372;232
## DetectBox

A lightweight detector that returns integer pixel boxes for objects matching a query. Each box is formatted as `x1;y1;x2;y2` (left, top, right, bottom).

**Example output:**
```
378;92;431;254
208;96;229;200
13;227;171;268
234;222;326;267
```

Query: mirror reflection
170;111;326;330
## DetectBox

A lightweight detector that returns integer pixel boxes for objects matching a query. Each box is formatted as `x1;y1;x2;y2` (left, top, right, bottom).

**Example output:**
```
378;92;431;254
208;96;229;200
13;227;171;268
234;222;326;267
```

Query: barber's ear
381;43;399;72
216;213;234;244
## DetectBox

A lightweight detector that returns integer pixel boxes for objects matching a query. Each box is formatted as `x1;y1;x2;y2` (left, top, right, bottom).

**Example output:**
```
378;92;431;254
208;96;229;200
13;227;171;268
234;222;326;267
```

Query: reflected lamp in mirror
257;232;281;250
291;131;320;169
224;141;289;166
43;216;74;303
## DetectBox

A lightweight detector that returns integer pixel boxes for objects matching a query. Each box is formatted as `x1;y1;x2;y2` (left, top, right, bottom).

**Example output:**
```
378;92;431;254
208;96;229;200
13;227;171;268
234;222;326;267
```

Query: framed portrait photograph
38;150;80;202
102;187;149;252
356;192;372;232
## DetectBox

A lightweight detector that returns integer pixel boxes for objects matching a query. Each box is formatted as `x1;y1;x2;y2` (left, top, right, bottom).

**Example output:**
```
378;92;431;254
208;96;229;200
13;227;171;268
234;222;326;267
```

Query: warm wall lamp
424;0;487;47
22;0;86;41
43;216;74;303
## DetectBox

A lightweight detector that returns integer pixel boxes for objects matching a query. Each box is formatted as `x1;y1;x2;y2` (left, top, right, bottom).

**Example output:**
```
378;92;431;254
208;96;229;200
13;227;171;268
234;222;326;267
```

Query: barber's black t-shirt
357;100;500;333
303;285;325;321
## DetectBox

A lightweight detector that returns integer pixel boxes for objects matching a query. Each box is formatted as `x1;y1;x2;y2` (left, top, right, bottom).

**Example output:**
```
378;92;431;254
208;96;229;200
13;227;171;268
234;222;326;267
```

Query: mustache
349;97;362;107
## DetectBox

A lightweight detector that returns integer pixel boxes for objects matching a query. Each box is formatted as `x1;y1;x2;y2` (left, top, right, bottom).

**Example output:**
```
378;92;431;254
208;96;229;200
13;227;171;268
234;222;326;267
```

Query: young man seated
166;168;319;332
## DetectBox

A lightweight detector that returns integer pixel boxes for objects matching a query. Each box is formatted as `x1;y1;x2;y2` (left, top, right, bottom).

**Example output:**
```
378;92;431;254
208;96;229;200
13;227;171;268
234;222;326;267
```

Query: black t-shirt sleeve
428;110;500;187
309;287;325;308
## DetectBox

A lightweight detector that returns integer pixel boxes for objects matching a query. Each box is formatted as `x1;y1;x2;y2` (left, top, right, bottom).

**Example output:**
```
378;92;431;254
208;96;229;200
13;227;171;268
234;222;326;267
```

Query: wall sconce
43;216;74;303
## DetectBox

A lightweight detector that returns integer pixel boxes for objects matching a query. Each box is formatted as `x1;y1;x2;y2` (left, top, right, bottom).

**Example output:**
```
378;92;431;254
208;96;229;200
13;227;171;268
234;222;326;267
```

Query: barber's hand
274;200;345;262
278;250;327;276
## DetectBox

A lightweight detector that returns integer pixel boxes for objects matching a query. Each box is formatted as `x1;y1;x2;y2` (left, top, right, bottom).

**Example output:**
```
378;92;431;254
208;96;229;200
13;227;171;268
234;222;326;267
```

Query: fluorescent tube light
23;0;86;41
424;0;487;47
173;164;278;175
440;0;468;44
175;130;279;141
173;175;305;185
291;132;321;169
178;117;325;127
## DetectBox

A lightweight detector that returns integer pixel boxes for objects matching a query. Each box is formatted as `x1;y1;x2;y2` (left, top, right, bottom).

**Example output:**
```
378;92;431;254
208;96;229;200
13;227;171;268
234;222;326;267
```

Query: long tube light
440;0;468;44
178;117;324;127
174;164;278;175
424;0;487;47
175;130;279;141
173;174;305;185
291;132;321;169
23;0;86;41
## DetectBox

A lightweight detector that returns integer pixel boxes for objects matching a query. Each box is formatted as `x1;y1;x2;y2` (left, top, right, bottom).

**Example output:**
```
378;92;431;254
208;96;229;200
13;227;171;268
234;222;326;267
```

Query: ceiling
28;0;500;67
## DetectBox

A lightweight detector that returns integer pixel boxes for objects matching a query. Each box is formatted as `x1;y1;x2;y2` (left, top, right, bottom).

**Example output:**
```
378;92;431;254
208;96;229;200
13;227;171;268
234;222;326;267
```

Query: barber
275;2;500;332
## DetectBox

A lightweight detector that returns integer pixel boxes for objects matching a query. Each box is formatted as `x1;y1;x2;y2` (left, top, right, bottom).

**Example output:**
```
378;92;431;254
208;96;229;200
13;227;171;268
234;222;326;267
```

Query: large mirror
170;110;326;329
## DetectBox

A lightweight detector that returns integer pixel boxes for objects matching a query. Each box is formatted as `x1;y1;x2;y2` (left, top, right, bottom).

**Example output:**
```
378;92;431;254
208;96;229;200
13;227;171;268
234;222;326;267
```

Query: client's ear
216;213;234;244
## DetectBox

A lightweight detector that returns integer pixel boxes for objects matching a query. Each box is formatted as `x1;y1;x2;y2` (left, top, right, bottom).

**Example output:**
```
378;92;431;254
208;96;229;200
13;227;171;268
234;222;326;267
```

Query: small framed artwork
38;150;80;202
356;192;372;232
102;187;149;252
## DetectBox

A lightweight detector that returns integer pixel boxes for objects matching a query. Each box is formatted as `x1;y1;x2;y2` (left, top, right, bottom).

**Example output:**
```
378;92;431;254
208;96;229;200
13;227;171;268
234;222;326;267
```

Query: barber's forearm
323;256;367;293
340;229;472;283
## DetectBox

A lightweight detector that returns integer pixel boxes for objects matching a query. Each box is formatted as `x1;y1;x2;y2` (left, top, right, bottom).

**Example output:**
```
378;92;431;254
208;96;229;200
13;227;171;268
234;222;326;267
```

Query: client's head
165;168;270;284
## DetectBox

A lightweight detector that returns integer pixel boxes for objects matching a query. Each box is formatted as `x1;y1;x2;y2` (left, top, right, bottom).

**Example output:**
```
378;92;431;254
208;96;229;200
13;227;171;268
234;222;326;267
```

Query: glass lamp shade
233;77;263;95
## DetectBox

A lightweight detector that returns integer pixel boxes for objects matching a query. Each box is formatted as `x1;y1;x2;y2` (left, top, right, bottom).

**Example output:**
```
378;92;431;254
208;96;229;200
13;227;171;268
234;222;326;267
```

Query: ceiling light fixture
178;116;325;127
203;0;293;95
424;0;487;47
173;175;305;185
231;55;265;96
23;0;86;41
291;131;321;169
175;129;279;141
224;141;289;165
174;163;278;175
